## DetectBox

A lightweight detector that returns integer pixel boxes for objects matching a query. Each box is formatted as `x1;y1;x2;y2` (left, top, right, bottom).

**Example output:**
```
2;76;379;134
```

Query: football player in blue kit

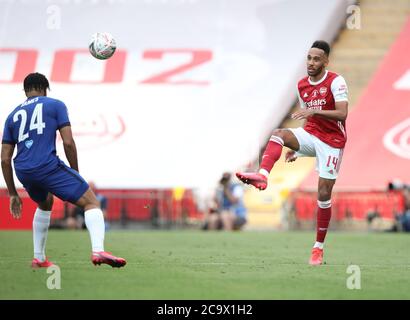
1;73;126;268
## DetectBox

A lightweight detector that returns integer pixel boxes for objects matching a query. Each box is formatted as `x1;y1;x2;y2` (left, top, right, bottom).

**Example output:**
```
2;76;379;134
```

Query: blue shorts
16;161;89;204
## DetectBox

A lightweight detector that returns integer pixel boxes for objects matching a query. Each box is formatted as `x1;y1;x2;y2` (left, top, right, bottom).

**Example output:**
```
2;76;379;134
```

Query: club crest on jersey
25;139;33;149
319;87;327;96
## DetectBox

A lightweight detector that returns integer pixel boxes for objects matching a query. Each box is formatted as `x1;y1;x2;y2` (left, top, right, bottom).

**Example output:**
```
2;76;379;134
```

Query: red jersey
297;70;348;148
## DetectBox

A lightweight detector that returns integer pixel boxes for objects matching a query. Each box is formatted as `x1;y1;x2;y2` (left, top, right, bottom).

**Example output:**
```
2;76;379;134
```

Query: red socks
259;135;284;176
316;200;332;243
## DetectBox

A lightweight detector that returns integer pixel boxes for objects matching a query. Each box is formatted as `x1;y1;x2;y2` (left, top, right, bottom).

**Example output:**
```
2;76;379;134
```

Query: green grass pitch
0;230;409;299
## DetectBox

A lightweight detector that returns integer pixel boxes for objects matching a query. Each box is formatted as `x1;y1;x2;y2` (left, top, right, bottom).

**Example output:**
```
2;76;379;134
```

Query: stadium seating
0;0;352;230
1;0;409;231
294;191;405;222
0;188;202;230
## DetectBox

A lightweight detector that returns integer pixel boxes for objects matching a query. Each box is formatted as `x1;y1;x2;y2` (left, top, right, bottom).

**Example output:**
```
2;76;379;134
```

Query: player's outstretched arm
59;126;79;172
291;101;348;121
1;143;22;218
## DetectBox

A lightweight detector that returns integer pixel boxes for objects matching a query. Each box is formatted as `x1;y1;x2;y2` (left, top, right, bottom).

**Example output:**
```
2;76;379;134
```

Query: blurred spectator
203;172;247;231
385;182;410;232
398;186;410;231
201;198;223;230
68;181;108;230
388;179;405;191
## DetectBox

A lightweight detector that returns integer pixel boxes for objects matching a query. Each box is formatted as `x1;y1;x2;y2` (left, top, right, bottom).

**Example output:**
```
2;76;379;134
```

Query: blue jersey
2;96;70;173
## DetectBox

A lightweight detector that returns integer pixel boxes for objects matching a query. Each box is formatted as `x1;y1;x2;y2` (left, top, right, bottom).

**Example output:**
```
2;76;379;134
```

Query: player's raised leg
309;177;335;266
75;188;126;268
236;129;300;190
31;193;54;268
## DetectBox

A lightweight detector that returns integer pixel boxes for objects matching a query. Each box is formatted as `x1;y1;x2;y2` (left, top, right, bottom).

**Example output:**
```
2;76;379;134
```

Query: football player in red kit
236;40;348;265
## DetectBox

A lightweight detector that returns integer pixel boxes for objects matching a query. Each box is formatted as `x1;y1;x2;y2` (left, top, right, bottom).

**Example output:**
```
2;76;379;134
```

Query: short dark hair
23;72;50;93
311;40;330;56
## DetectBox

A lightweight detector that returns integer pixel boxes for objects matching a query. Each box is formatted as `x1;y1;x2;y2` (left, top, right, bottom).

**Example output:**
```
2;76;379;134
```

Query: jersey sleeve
297;84;305;109
55;100;71;129
2;117;15;145
331;75;348;102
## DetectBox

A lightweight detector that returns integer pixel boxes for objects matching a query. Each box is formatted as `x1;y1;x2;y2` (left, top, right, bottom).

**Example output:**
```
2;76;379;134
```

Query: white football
89;32;116;60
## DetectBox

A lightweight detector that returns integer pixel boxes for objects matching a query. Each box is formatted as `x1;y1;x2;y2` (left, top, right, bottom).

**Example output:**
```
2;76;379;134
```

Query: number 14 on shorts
326;155;338;170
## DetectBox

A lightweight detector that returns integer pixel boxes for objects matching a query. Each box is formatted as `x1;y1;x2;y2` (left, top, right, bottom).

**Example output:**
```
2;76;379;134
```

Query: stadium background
0;0;409;233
